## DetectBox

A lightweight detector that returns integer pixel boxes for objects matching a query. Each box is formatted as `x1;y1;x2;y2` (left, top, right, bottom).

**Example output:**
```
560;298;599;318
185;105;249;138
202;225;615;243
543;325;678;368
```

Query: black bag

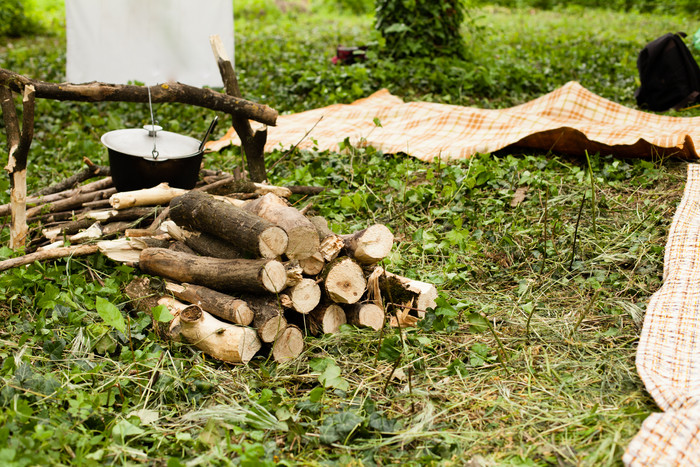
635;32;700;111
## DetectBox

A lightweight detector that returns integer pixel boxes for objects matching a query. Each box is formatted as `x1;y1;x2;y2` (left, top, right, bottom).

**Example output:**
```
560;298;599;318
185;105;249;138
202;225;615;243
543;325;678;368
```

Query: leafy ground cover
0;1;697;465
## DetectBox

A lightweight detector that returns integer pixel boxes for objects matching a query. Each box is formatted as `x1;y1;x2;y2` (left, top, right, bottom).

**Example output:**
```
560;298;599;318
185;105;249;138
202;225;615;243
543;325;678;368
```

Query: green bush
375;0;468;59
0;0;39;37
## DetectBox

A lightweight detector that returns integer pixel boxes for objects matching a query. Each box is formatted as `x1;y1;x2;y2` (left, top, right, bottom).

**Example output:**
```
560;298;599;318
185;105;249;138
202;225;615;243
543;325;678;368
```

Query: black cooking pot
102;124;204;192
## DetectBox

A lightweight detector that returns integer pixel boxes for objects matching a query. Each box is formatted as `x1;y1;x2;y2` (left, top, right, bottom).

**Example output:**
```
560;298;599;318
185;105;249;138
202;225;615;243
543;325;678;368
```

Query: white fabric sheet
65;0;234;87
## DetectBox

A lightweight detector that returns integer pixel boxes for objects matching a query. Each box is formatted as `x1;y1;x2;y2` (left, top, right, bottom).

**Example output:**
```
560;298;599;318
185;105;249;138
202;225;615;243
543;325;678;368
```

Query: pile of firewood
0;168;438;364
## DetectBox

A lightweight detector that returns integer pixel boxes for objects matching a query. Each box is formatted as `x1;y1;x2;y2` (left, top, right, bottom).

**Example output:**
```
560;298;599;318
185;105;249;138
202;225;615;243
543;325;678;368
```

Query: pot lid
101;125;201;161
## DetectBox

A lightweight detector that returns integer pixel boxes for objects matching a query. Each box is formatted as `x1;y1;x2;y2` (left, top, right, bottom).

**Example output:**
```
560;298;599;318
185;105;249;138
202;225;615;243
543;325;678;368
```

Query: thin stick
585;151;598;241
569;191;587;271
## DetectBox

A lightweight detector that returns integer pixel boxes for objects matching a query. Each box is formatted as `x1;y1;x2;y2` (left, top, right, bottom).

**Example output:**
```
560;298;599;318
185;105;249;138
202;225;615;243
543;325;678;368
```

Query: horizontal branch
0;68;278;126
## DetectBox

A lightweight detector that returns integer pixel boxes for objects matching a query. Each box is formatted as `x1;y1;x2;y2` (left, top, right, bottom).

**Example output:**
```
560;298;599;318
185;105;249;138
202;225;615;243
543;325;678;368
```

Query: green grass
0;1;694;465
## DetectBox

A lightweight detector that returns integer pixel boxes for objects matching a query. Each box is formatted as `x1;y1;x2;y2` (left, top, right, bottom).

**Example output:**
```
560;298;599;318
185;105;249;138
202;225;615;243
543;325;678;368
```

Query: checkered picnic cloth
623;163;700;466
208;81;700;161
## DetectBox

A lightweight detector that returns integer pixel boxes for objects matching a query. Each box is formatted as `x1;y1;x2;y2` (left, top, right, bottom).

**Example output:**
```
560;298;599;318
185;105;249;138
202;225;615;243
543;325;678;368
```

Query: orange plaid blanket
208;81;700;161
624;163;700;465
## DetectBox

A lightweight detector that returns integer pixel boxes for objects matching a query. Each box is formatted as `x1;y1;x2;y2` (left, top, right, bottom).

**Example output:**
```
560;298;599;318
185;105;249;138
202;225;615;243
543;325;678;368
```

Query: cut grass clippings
0;1;691;465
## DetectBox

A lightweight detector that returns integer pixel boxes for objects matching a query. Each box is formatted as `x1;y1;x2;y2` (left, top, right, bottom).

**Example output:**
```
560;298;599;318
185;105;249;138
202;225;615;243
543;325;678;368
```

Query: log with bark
138;248;288;294
243;193;320;260
341;224;394;265
308;216;344;262
165;281;254;326
209;34;269;182
246;295;288;343
178;305;261;364
0;67;278;126
371;267;438;318
163;220;244;260
280;278;321;314
0;243;99;272
169;191;288;259
346;302;385;331
109;183;187;210
305;302;347;336
271;324;305;362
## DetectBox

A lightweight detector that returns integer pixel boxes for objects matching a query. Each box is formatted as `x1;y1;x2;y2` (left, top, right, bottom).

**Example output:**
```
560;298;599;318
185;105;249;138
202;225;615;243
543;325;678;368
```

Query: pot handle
199;116;219;152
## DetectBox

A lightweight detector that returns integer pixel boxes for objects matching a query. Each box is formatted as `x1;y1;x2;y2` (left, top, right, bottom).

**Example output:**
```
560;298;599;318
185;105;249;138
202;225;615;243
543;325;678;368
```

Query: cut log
298;252;325;276
124;276;176;338
346;303;385;331
178;305;261;364
271;325;304;362
165;281;254;326
243;193;320;260
168;241;198;255
169;191;288;259
308;216;344;261
308;302;346;336
138;248;287;294
341;224;394;265
163;220;244;259
97;238;141;265
246;295;287;343
109;183;187;209
374;267;438;318
322;257;367;304
282;278;321;314
285;261;304;287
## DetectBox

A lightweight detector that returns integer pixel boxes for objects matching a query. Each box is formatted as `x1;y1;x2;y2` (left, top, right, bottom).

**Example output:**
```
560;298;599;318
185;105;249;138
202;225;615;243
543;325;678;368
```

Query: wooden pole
1;84;35;248
210;34;269;182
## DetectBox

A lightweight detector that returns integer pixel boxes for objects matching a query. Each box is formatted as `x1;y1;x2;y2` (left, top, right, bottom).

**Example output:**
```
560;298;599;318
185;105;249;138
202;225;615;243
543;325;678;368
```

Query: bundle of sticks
0;166;438;364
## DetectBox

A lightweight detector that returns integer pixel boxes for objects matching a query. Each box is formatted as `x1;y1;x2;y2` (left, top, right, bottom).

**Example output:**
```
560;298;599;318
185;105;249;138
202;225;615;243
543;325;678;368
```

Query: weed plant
0;1;695;465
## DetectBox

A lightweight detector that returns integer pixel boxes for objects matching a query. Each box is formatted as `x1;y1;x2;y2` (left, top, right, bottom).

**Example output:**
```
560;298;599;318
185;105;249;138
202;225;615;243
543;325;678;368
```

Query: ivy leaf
319;362;349;391
466;312;488;333
368;412;397;432
151;304;174;323
319;412;363;444
96;296;126;333
112;419;144;439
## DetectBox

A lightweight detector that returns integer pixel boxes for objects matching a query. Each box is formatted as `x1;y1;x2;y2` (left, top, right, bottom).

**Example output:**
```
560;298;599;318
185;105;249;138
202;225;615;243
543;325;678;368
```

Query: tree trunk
138;247;287;294
165;281;254;326
346;302;385;331
322;256;367;304
178;305;261;364
169;190;288;259
243;193;319;260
